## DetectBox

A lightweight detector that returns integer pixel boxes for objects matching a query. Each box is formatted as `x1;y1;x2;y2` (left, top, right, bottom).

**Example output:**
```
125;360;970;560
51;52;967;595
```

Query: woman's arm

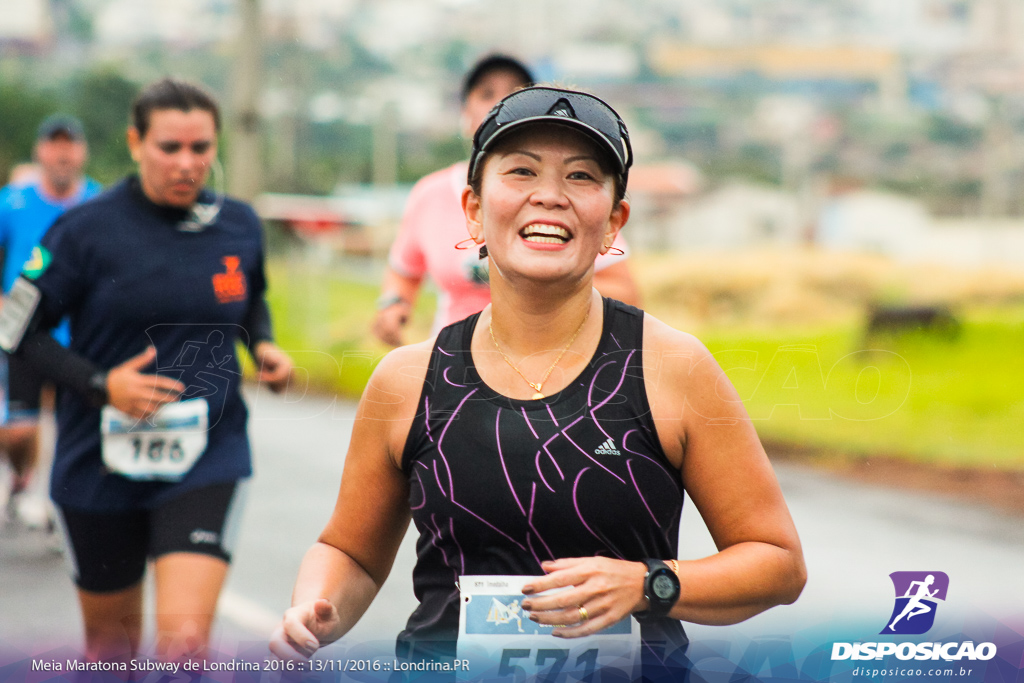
4;278;184;418
521;316;805;636
270;342;432;659
371;266;422;347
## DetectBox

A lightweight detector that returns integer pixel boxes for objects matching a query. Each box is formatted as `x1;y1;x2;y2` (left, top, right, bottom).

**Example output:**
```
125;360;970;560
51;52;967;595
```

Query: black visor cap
468;86;632;188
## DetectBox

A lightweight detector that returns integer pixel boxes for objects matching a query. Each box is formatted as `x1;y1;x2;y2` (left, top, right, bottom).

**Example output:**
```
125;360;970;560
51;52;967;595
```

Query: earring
478;244;488;259
454;238;478;250
604;245;625;256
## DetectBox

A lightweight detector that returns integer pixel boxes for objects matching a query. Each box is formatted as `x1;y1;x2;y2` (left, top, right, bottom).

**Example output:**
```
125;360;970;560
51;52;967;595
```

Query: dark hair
468;122;627;204
131;77;221;138
461;55;534;103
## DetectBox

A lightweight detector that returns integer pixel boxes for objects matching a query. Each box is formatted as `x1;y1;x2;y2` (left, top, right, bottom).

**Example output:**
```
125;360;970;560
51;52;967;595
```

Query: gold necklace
488;306;591;400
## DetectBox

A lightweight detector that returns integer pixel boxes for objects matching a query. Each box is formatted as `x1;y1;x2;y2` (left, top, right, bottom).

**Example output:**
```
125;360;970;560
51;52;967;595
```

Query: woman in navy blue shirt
4;78;292;664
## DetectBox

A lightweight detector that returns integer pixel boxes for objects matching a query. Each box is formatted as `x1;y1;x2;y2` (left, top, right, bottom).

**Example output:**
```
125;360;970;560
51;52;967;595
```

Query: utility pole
229;0;263;201
372;101;398;187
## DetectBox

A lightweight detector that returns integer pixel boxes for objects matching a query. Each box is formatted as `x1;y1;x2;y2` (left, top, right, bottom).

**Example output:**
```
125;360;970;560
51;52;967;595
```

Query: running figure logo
486;598;525;633
881;571;949;635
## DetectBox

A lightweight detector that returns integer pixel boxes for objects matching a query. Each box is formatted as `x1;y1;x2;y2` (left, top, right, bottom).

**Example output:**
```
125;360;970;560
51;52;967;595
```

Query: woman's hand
269;598;341;661
253;341;292;393
520;557;648;638
106;346;185;419
371;301;411;347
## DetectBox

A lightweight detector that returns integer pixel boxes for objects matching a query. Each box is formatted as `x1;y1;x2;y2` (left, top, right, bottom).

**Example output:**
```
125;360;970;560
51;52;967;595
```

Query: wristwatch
376;292;409;311
634;559;680;620
87;371;109;408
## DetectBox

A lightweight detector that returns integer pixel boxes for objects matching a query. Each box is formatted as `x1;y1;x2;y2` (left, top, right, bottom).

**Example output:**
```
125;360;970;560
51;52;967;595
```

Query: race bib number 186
101;398;209;481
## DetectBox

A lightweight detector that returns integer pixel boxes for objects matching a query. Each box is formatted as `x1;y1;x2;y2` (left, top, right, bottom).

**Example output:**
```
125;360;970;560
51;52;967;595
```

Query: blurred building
0;0;53;54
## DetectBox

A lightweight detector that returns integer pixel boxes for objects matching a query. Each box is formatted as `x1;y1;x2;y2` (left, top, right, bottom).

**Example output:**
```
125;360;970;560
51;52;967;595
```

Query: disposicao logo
881;571;948;635
831;571;997;663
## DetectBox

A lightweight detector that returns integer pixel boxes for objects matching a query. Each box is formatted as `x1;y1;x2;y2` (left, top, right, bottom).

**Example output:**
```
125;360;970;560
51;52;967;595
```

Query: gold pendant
532;392;545;400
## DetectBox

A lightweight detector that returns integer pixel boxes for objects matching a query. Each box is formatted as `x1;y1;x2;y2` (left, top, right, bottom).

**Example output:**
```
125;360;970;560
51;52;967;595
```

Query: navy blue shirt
33;177;268;511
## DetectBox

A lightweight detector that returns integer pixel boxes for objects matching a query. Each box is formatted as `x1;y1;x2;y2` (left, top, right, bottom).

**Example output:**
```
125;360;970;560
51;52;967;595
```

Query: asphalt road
2;387;1022;663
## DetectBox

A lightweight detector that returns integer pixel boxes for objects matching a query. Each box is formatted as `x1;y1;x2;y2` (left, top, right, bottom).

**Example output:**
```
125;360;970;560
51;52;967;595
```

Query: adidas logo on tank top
594;438;621;456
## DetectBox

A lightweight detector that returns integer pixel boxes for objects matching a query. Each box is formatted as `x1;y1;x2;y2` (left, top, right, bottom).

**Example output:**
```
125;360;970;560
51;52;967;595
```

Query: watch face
652;573;677;600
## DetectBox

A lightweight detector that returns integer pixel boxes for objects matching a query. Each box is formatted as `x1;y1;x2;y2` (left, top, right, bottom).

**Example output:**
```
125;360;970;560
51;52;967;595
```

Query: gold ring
578;605;589;622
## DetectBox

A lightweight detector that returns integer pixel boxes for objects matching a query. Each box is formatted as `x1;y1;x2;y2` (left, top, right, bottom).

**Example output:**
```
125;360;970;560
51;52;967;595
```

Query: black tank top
398;298;688;663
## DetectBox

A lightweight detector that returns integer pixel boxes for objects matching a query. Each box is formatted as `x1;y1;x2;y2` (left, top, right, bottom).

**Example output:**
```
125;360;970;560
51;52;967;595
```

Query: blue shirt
0;178;102;291
0;178;102;345
32;177;268;511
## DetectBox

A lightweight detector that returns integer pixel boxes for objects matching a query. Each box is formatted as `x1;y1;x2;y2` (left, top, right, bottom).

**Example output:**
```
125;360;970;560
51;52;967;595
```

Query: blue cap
37;114;86;142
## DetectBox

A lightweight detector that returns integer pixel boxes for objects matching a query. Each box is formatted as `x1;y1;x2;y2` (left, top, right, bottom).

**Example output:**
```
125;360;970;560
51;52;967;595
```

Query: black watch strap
87;371;109;408
634;558;680;621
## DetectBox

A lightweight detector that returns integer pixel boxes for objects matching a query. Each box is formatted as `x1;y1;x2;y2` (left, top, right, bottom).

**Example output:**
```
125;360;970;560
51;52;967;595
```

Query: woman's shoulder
641;311;718;377
359;338;437;420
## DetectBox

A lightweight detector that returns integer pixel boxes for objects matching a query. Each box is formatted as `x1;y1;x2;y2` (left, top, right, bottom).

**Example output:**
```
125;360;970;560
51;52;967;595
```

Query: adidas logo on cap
594;438;621;456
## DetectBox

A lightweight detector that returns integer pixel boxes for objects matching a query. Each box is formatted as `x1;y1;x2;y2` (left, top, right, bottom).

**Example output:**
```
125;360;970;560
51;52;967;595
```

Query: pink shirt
388;162;629;333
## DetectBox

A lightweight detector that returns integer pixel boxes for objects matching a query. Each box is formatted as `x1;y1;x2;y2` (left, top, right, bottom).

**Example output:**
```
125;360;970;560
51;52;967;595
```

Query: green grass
262;262;1024;470
698;314;1024;468
260;260;435;396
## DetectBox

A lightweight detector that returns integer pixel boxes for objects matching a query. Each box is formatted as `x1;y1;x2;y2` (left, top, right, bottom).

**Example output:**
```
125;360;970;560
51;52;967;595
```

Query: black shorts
5;352;44;420
57;480;248;593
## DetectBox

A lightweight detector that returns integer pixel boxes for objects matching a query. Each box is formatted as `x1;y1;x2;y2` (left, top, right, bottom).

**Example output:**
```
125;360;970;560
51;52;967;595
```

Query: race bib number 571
457;575;640;682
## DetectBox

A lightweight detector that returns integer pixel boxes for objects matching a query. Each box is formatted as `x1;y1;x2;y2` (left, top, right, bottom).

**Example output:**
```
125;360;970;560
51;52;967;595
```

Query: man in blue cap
0;113;101;527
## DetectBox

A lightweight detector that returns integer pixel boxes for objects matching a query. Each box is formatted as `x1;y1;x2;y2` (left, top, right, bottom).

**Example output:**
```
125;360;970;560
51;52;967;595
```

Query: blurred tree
927;115;982;147
0;84;58;183
71;69;138;184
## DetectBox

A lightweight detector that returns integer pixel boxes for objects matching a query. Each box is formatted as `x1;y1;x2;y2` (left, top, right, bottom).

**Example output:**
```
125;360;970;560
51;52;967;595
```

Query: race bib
101;398;209;481
457;575;641;682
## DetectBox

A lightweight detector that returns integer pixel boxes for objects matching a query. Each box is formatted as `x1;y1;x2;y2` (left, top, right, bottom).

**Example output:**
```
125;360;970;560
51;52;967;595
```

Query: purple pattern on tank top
434;389;528;551
626;458;659;525
424;396;434;442
435;389;476;490
443;365;466;387
526;533;544;568
622;429;679;485
558;415;627;484
572;467;625;560
527;482;555;562
427;513;458;584
410;464;428;510
438;347;454;357
433;460;448;497
587;360;619;441
495;409;526;516
546;404;559;426
588;351;636;444
520;407;539;439
610;333;622;349
535;450;555;492
449;517;466;575
541;443;566;481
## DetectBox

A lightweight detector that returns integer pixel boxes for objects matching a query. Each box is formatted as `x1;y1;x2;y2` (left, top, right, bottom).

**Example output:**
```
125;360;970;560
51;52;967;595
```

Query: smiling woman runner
0;78;292;664
271;87;805;680
372;54;640;347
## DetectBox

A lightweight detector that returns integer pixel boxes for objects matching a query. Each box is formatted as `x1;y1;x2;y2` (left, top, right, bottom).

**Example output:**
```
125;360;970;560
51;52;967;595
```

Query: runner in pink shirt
373;55;639;345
